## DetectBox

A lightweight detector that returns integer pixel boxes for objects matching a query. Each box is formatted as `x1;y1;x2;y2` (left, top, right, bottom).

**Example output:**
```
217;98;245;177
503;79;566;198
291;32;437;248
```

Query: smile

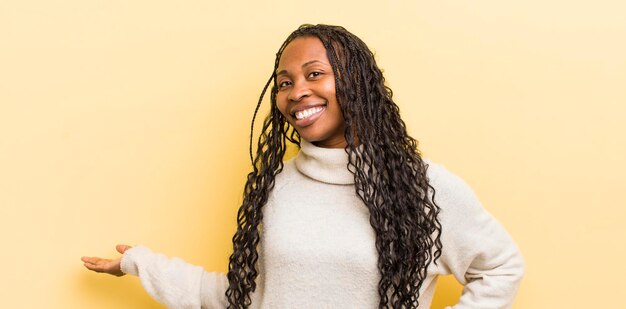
294;106;326;120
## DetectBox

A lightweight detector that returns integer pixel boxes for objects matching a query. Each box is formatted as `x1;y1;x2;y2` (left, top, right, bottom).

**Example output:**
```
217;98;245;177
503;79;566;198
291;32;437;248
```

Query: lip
292;105;327;127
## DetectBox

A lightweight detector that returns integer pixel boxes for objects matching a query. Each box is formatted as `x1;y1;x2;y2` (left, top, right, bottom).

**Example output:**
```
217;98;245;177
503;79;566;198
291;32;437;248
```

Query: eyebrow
276;60;328;76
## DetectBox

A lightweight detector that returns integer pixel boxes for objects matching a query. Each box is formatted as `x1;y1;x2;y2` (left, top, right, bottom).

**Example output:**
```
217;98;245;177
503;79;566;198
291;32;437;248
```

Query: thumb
116;244;132;254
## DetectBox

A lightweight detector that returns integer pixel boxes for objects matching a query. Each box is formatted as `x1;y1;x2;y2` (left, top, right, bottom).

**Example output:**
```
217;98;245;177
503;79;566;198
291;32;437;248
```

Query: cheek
321;79;337;104
275;94;289;118
324;80;337;97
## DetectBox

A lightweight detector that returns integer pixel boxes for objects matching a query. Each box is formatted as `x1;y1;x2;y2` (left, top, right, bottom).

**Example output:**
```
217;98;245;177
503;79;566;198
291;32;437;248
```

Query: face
275;36;347;148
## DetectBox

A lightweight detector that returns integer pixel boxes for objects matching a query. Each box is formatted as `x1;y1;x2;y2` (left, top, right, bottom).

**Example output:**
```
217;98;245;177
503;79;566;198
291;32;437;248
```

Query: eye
278;80;292;89
308;71;322;78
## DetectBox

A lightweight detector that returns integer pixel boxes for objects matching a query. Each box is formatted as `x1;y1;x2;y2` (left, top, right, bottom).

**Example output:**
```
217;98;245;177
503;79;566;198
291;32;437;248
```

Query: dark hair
226;24;443;308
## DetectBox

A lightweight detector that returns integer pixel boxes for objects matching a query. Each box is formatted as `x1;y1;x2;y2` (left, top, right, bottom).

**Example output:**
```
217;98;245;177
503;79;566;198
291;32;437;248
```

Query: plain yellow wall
1;0;624;308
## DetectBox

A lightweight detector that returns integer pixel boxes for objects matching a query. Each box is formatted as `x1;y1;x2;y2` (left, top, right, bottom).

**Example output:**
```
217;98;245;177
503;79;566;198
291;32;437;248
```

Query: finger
85;259;116;271
83;262;105;273
81;256;103;264
84;257;113;269
116;244;132;254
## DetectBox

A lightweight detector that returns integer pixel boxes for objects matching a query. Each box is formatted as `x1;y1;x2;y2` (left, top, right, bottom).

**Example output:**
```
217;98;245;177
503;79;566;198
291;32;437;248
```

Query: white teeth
295;106;324;120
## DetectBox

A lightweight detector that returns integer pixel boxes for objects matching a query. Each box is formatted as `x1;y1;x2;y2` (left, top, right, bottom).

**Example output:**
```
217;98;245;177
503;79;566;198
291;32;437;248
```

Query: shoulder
422;158;489;226
423;158;477;203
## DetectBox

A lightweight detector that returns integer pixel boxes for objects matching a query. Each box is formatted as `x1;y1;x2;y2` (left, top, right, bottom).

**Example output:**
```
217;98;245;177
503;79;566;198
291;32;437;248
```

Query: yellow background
1;0;624;308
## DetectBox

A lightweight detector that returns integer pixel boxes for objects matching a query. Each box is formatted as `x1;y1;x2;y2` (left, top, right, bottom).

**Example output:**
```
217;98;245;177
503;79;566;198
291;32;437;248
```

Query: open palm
81;244;132;277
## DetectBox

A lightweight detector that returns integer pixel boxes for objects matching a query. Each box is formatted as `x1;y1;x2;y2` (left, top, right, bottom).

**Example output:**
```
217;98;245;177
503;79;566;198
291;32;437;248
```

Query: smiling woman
82;24;524;309
275;36;346;148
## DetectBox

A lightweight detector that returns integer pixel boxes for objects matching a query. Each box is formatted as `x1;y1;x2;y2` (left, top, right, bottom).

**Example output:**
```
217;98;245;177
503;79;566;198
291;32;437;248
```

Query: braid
227;24;442;308
248;75;273;165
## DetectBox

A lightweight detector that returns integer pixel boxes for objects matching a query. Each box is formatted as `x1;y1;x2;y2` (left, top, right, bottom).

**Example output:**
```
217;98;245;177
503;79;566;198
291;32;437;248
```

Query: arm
120;245;229;309
82;245;229;309
429;164;525;309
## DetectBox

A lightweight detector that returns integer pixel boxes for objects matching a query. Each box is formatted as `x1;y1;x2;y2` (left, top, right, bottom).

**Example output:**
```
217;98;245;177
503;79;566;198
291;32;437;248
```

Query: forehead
277;36;329;70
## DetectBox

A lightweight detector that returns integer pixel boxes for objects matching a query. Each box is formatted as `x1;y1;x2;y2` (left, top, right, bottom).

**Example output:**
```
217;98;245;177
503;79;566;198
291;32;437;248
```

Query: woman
82;24;524;309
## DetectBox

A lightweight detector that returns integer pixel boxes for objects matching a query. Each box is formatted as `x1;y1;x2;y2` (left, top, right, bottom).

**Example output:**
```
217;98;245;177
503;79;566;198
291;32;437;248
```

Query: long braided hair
226;24;443;309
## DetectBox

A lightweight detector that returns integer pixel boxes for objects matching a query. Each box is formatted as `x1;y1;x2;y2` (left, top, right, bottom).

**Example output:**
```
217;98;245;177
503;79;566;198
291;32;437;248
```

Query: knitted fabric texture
121;140;524;309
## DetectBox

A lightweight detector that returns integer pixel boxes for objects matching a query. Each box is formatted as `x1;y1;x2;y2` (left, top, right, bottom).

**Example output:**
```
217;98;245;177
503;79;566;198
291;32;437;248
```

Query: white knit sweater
121;140;524;309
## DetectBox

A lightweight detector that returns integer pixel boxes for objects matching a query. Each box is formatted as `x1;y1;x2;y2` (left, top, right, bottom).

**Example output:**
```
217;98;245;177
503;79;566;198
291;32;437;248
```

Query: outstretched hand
81;244;132;277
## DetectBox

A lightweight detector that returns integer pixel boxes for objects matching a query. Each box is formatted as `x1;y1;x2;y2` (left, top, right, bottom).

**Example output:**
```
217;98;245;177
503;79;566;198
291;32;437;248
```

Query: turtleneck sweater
120;140;524;309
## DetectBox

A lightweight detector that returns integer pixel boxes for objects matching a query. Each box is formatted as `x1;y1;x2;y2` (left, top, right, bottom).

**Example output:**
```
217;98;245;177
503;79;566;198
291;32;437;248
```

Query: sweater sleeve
120;245;229;309
428;164;525;309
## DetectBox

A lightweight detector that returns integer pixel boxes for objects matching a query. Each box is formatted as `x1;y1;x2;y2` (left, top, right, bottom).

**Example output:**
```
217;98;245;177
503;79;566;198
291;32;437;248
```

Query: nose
287;80;312;102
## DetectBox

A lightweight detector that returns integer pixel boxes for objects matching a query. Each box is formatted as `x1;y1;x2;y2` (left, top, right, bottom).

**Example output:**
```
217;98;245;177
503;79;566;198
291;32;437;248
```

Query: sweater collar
294;140;355;185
